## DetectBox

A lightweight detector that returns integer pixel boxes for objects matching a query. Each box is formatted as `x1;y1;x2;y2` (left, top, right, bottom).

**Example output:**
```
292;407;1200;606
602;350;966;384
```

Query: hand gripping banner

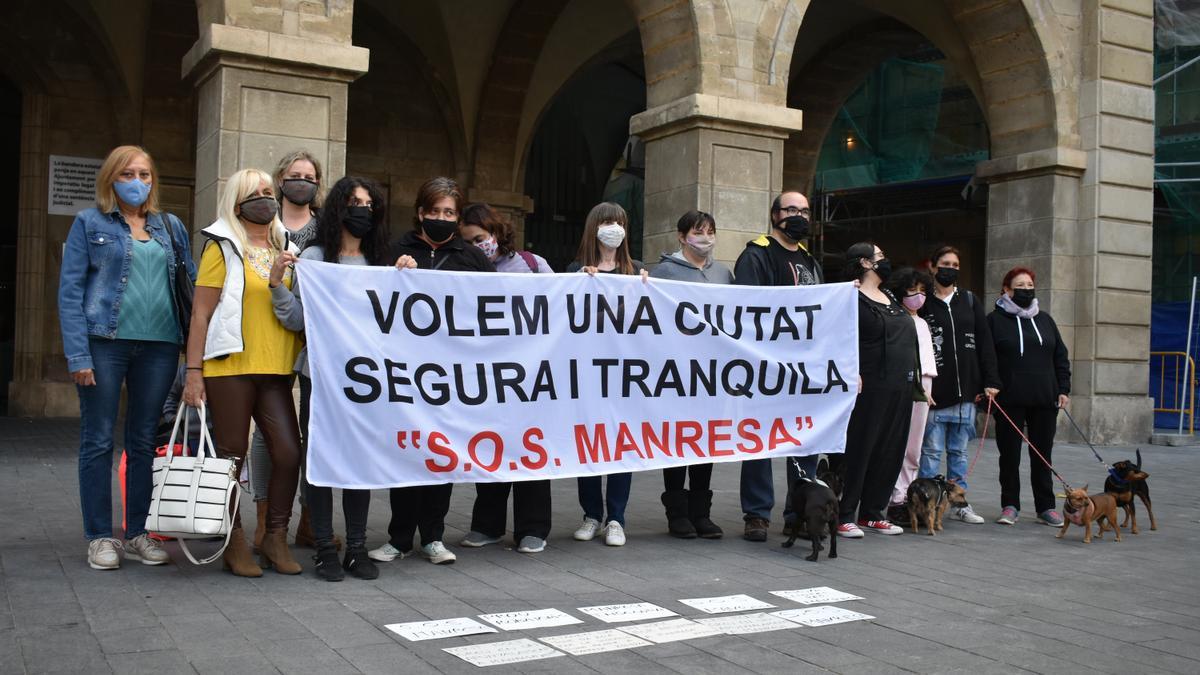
298;261;859;488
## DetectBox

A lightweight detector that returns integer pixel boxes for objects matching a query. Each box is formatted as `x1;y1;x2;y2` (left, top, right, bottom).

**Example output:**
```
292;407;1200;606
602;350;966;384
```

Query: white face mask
596;222;626;249
685;233;715;257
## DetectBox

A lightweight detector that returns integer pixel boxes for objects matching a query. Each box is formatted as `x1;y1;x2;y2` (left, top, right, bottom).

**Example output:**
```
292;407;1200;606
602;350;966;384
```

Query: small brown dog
1057;485;1122;544
905;476;968;535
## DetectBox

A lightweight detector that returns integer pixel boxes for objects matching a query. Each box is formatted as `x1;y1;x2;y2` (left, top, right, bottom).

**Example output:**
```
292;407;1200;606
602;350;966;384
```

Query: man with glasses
733;191;825;542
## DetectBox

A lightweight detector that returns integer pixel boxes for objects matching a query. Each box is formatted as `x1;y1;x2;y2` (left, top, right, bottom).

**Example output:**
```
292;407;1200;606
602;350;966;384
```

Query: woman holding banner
649;210;732;539
183;168;304;577
456;203;554;554
270;176;413;581
567;202;646;547
370;177;493;566
836;242;916;539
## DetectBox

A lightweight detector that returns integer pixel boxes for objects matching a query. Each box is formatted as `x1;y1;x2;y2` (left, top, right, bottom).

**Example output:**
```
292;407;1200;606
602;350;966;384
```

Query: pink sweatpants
891;399;930;506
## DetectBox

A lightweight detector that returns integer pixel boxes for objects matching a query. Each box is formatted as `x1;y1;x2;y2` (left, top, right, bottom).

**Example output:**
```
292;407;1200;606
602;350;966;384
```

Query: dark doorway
0;78;19;415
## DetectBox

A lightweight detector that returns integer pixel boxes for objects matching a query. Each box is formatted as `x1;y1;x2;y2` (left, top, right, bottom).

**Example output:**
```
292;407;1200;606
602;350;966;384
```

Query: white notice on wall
539;629;653;656
478;608;583;631
616;618;725;644
679;594;776;614
769;587;864;605
48;155;103;216
443;638;564;667
773;606;875;627
694;612;800;635
384;617;497;642
576;602;678;624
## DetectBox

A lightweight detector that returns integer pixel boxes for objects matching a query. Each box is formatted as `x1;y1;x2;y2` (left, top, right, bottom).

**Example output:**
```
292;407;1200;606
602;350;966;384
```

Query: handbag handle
164;399;217;461
176;485;239;565
170;400;239;565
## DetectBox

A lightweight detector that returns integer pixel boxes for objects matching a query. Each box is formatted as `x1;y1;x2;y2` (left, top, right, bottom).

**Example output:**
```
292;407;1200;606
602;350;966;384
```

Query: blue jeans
77;338;180;540
577;473;632;526
741;455;820;523
919;401;976;490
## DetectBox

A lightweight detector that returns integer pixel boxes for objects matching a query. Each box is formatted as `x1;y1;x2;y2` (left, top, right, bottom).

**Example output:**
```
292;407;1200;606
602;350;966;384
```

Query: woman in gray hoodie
650;210;734;538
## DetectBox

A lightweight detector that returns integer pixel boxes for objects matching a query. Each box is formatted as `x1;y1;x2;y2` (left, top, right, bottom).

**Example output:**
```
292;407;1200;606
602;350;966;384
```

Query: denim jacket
58;207;197;372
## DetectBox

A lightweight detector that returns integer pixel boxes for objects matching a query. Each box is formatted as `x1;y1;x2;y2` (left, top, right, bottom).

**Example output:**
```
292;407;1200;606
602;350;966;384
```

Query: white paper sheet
539;629;654;655
478;608;584;631
678;594;776;614
384;617;497;642
443;638;565;667
576;602;678;624
769;586;864;605
616;618;725;644
773;605;875;627
694;612;800;635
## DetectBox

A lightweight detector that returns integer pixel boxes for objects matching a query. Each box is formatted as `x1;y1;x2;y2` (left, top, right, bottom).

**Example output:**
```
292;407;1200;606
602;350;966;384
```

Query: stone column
630;94;804;268
182;0;369;229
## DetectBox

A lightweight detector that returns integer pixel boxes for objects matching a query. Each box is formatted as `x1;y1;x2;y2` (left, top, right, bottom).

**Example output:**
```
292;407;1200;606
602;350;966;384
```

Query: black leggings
470;481;552;542
662;464;713;491
838;386;912;523
298;377;370;550
995;404;1058;514
387;484;453;550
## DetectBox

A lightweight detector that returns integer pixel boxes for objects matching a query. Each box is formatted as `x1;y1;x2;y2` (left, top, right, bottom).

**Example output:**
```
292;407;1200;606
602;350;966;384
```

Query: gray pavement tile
1141;637;1200;662
967;644;1110;675
17;624;108;674
257;638;359;674
92;625;175;655
190;652;280;675
335;642;440;675
104;649;196;674
283;602;394;650
9;601;85;630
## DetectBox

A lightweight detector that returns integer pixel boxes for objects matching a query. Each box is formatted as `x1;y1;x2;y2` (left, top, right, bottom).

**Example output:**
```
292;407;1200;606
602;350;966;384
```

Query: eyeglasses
777;205;811;218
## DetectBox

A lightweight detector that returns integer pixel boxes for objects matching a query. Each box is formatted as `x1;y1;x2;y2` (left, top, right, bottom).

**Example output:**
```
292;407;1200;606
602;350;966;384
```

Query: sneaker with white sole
604;521;626;546
87;538;123;570
858;519;904;535
836;522;864;538
1037;509;1064;527
421;541;457;564
951;504;985;524
367;543;412;562
516;536;546;553
996;506;1019;525
123;534;169;565
573;517;601;541
460;531;502;548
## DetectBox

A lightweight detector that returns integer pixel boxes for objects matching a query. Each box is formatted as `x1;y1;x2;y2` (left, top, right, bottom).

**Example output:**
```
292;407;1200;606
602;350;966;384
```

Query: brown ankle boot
260;529;302;574
253;501;268;553
223;527;263;577
295;505;316;548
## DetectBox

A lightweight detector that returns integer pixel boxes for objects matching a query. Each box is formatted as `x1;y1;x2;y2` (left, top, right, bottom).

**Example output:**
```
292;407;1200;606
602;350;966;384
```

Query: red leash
989;397;1072;490
963;396;993;480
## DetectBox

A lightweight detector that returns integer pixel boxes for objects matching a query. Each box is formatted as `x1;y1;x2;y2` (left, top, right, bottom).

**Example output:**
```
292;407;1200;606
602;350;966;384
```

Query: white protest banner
384;617;497;641
299;263;859;488
442;638;564;667
616;618;725;644
576;602;678;624
478;608;583;631
694;612;799;635
769;587;863;605
678;594;776;614
773;606;875;627
538;629;653;656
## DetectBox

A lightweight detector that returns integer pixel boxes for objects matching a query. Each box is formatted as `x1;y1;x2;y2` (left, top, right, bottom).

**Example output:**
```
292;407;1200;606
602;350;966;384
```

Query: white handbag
146;401;240;565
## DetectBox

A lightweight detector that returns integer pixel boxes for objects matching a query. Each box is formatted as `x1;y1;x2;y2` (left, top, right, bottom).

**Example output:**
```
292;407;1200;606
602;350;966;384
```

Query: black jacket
389;231;495;272
919;289;1000;409
988;305;1071;408
733;235;822;287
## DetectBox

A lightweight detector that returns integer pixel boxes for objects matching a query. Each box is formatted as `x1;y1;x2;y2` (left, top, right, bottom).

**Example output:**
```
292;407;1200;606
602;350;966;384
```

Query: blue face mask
113;179;151;208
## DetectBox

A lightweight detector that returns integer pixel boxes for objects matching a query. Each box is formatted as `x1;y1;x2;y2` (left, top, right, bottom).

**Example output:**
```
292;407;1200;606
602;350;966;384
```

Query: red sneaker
857;519;903;535
836;522;864;538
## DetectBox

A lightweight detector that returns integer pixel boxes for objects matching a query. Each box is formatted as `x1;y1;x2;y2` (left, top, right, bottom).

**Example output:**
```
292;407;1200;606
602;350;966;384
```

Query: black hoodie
919;289;1001;409
389;230;495;272
987;303;1071;408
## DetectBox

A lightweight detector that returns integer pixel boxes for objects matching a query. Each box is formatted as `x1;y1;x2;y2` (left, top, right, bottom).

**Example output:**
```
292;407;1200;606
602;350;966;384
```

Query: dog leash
1059;406;1125;484
963;396;994;480
990;398;1073;490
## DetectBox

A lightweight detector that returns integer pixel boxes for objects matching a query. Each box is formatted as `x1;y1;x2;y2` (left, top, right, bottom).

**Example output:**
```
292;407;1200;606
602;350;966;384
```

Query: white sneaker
460;531;502;548
367;543;411;562
516;536;546;553
952;505;985;524
573;518;601;541
87;538;123;570
421;541;457;564
123;534;169;565
604;521;626;547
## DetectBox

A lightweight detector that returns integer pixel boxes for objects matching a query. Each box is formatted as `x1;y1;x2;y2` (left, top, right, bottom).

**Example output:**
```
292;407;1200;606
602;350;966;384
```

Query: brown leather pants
205;374;301;531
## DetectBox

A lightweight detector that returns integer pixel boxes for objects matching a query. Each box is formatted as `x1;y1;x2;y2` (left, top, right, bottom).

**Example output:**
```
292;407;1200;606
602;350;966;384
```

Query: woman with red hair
987;266;1071;527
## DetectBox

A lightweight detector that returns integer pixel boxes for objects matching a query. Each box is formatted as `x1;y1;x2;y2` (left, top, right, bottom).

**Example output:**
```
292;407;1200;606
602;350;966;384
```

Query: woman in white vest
183;168;304;577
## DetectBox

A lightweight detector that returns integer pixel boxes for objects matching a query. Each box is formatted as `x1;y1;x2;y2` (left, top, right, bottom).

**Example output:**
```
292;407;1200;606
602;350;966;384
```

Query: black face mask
280;178;318;206
421;217;457;243
777;214;810;241
1012;288;1036;308
238;196;278;225
935;266;959;287
872;258;892;282
343;206;374;239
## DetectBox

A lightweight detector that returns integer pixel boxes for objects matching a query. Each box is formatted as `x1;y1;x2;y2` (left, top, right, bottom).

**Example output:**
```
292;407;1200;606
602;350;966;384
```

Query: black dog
782;460;839;562
1104;449;1155;533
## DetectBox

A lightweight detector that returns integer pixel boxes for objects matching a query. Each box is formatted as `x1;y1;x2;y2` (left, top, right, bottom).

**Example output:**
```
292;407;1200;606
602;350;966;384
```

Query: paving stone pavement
2;417;1199;674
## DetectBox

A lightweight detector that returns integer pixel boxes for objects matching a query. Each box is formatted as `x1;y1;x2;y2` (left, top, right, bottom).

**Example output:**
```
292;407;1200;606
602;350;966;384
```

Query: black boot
689;489;723;539
662;490;697;538
313;545;343;582
343;546;379;580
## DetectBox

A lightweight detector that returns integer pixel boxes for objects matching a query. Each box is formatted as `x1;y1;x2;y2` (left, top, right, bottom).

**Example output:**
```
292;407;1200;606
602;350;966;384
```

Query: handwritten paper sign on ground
679;594;776;614
694;612;800;635
576;602;678;624
478;608;583;631
442;638;565;667
538;629;654;656
384;617;497;641
616;618;725;644
774;606;876;627
770;587;864;605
